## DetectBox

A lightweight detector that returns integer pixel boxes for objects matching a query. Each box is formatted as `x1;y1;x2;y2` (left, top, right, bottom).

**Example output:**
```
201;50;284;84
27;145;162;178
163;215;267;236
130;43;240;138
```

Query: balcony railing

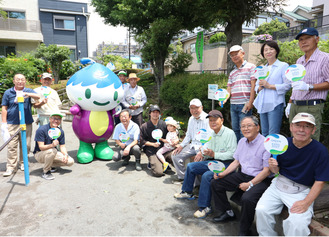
0;18;41;32
273;14;329;40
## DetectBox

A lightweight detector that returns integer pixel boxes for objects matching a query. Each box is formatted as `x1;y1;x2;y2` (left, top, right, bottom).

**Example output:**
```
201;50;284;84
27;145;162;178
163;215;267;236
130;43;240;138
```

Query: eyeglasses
229;52;240;58
241;124;256;130
293;123;314;130
51;117;62;121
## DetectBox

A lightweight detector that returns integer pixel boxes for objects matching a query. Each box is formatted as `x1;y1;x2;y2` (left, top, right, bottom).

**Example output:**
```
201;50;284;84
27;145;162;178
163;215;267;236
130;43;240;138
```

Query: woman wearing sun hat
121;73;147;127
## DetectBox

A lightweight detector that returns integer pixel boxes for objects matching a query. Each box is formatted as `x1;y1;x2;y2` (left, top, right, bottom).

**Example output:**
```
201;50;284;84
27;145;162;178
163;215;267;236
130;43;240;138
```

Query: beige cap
189;98;202;108
41;73;52;79
292;112;316;125
228;45;244;54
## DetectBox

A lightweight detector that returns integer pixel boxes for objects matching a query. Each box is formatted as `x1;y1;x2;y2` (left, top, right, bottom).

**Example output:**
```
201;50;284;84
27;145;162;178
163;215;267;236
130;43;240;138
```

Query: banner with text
196;31;204;63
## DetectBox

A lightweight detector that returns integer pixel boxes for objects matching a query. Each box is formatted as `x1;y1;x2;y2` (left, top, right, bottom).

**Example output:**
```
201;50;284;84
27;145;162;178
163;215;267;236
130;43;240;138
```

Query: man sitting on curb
172;98;210;182
174;110;237;219
112;109;142;171
256;113;329;236
210;116;272;236
33;112;74;180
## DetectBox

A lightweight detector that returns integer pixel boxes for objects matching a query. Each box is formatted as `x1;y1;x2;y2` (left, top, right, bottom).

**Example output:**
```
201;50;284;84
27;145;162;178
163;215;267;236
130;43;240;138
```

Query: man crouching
33;112;74;180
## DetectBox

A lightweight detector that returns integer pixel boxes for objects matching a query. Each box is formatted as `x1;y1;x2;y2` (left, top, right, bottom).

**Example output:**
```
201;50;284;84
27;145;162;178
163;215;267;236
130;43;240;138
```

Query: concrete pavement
0;118;241;235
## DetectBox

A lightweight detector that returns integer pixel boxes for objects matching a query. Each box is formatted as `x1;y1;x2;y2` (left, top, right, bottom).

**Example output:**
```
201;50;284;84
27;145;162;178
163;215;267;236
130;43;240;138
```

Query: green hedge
160;72;232;130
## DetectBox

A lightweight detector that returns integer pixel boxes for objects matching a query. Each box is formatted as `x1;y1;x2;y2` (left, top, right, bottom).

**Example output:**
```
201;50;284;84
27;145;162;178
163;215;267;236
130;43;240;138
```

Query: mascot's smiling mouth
93;101;110;106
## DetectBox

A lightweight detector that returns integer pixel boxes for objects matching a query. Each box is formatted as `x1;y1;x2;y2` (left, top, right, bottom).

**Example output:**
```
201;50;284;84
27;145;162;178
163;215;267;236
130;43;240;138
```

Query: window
0;45;16;56
257;17;267;27
53;15;75;30
69;49;76;61
1;11;26;19
190;43;196;53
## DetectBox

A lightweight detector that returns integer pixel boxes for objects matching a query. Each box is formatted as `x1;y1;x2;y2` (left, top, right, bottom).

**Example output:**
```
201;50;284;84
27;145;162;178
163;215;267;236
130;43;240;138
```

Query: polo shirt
33;124;65;153
234;133;271;177
205;125;237;161
1;87;36;124
227;60;256;105
277;137;329;186
113;120;140;146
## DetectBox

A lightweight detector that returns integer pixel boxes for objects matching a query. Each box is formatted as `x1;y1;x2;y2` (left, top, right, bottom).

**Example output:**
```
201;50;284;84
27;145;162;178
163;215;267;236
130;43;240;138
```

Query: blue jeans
259;103;284;137
230;104;252;141
181;160;231;208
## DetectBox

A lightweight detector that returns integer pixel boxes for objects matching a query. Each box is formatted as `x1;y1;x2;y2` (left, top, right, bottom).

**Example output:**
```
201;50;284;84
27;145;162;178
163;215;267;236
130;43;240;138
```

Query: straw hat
127;73;140;82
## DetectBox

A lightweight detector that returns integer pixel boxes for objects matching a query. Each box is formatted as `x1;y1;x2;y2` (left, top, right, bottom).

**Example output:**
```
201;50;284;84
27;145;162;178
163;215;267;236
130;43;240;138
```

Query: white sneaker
20;165;24;171
3;169;14;177
174;192;195;200
194;207;212;219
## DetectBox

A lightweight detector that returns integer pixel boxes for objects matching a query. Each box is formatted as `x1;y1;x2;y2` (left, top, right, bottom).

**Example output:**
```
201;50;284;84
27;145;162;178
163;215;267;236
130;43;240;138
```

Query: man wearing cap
33;112;74;180
114;71;128;125
1;73;40;177
121;73;147;127
223;45;256;141
172;99;210;182
286;27;329;141
112;109;142;171
174;110;237;219
256;112;329;236
33;72;62;126
140;104;169;177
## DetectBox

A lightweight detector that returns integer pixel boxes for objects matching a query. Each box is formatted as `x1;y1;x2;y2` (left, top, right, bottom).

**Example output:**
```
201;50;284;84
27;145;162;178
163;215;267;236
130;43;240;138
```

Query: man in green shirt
174;110;237;219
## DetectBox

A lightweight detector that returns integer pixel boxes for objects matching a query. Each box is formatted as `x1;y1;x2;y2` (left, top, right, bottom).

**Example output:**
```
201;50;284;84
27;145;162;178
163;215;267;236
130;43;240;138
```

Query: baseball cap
149;104;161;113
118;70;127;76
50;112;64;118
189;98;202;108
228;45;244;54
295;27;319;40
206;110;223;118
292;112;316;125
41;73;52;79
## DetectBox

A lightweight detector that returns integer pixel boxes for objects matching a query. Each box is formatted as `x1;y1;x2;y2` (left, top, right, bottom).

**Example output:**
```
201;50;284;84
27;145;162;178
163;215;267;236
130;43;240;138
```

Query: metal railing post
17;96;30;186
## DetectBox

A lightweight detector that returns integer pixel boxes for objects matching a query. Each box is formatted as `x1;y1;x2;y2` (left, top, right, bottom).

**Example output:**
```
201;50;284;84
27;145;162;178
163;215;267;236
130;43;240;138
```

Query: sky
87;0;313;56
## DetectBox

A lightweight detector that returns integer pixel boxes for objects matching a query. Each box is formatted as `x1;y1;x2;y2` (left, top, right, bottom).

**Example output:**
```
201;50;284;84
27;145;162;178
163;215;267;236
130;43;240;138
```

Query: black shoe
213;212;235;222
50;167;58;173
122;158;129;166
238;230;252;236
135;162;142;171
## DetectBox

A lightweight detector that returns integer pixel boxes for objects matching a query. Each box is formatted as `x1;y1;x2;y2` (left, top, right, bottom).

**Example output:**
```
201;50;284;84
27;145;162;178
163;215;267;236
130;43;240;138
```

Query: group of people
1;26;329;236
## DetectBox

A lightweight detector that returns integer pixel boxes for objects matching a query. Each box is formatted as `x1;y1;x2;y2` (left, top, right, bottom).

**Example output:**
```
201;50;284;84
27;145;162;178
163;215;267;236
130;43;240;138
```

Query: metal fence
186;69;228;75
0;18;41;32
273;14;329;40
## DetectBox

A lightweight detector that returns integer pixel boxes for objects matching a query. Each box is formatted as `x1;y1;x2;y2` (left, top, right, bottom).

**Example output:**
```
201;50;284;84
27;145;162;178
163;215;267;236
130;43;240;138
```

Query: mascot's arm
70;104;82;115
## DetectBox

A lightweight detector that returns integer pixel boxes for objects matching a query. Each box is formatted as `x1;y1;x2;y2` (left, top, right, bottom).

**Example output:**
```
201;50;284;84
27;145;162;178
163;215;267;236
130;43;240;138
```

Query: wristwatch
309;84;314;91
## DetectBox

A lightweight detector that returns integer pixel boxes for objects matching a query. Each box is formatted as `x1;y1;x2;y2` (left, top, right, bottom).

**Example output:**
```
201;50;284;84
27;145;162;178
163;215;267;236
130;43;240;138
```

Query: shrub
209;32;227;44
60;60;79;80
160;72;231;127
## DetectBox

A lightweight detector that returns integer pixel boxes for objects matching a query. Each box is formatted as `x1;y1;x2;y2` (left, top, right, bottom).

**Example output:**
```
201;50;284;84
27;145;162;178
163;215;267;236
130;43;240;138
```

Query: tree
167;40;193;75
208;32;227;44
253;18;288;36
96;45;133;69
35;44;71;84
203;0;287;73
92;0;217;95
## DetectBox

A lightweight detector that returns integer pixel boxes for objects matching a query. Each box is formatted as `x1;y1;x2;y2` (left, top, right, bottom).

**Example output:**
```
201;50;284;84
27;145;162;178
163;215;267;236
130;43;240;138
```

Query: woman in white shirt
253;41;291;137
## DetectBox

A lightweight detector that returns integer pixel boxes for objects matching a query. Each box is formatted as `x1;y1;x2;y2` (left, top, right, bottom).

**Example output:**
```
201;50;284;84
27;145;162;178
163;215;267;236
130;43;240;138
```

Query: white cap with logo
189;98;202;108
228;45;244;54
292;112;316;125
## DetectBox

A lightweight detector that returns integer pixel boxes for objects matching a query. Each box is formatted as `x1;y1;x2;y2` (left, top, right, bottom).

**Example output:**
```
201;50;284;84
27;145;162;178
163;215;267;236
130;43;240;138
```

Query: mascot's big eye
114;91;118;101
85;88;91;99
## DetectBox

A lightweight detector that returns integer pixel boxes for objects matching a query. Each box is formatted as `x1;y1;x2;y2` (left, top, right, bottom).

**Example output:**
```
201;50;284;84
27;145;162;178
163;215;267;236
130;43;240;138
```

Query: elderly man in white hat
256;112;329;236
121;73;147;127
222;45;256;141
33;112;74;180
171;98;210;183
33;72;62;126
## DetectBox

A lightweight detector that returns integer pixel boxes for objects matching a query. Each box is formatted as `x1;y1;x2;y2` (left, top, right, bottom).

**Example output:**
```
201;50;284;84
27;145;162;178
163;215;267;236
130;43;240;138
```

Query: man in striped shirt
222;45;256;141
286;27;329;141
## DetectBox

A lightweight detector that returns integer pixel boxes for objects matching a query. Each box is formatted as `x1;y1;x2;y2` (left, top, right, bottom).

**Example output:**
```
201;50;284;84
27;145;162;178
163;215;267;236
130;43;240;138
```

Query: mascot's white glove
1;123;10;142
292;81;310;91
285;103;291;119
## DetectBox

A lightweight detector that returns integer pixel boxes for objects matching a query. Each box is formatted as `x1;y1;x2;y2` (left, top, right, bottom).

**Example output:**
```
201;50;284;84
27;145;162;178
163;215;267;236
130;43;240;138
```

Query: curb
310;219;329;236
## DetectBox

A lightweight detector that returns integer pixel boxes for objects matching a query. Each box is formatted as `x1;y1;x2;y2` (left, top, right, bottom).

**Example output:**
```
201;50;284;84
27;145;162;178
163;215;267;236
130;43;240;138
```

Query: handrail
0;127;22;152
